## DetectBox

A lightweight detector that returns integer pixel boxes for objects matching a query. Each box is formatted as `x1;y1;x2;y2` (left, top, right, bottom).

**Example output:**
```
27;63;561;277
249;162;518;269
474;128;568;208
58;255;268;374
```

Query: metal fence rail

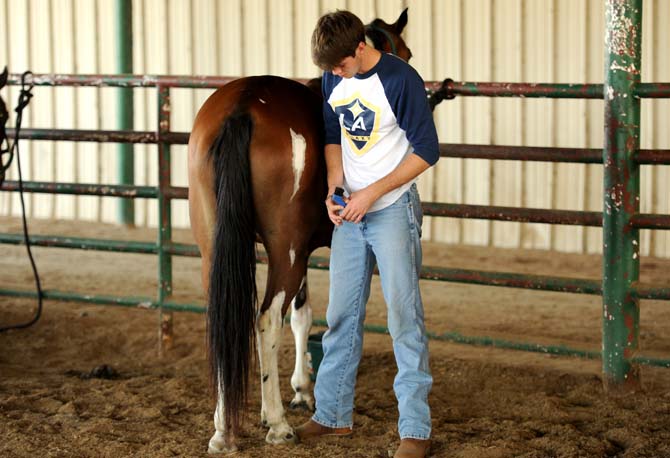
1;0;668;385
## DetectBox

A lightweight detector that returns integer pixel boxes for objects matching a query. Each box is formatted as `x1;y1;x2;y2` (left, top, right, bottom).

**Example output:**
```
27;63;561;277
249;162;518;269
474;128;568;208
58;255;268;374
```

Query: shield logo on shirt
331;93;381;156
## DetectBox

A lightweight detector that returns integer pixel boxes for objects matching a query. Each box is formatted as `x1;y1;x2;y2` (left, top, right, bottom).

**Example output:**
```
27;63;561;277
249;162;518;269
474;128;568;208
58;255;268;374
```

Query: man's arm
340;152;430;224
324;143;346;226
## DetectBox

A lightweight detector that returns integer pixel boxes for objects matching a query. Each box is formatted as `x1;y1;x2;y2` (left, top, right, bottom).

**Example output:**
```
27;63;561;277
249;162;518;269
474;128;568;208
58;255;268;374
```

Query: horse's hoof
208;432;238;455
289;394;315;412
265;424;298;445
207;445;238;456
289;399;315;412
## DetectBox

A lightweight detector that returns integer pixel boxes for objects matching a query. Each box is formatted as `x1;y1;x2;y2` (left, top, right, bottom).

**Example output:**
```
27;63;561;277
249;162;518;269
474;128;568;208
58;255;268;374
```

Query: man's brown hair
311;10;365;71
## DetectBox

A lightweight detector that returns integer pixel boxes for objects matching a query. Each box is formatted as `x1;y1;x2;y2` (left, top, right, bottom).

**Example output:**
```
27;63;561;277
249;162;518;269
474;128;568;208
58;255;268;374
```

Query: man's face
330;43;364;79
331;56;359;79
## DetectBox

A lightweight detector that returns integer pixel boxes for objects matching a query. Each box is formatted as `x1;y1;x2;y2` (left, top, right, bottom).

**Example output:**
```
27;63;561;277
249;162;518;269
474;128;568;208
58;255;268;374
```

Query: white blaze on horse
187;10;412;454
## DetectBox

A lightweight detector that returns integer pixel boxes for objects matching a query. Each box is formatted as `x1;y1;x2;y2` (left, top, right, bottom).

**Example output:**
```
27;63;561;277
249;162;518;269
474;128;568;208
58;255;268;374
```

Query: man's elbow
412;150;438;168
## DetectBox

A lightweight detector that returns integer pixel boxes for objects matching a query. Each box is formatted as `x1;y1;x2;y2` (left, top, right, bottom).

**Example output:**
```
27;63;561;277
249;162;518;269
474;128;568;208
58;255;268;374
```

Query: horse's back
191;76;321;150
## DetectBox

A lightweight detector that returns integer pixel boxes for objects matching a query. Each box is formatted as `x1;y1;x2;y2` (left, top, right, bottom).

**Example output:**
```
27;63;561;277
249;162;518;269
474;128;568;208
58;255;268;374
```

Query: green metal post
116;0;134;225
602;0;642;391
157;85;173;354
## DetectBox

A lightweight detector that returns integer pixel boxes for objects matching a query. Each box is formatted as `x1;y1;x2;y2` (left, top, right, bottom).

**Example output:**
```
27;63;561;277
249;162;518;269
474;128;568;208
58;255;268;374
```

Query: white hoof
265;422;297;445
208;431;238;455
289;392;315;412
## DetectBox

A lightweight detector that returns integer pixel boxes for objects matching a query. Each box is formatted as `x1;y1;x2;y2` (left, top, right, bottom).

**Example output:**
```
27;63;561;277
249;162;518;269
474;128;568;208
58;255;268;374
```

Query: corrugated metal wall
0;0;668;256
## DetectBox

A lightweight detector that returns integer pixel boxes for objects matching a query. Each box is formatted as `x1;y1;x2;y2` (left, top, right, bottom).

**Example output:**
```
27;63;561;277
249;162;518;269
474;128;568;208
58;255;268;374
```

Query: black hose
0;71;43;333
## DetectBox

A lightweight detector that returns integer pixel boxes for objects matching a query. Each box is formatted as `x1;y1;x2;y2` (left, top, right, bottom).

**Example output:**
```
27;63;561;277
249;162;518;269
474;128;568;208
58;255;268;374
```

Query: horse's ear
394;8;408;34
0;67;7;89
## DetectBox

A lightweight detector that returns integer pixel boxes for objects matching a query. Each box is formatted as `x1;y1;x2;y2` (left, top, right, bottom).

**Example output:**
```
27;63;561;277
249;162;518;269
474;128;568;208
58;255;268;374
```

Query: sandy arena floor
1;218;669;458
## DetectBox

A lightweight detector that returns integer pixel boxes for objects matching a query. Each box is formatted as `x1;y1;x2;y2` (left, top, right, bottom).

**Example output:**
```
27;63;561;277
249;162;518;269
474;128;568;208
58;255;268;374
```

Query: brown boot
295;419;353;442
394;438;431;458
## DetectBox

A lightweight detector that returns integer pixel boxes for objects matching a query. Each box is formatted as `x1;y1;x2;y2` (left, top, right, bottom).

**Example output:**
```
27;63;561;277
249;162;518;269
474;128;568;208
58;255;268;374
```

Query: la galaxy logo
331;92;381;156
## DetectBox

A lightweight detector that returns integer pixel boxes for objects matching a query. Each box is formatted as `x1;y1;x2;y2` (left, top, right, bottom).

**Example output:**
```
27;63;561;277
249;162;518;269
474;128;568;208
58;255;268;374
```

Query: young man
295;10;439;458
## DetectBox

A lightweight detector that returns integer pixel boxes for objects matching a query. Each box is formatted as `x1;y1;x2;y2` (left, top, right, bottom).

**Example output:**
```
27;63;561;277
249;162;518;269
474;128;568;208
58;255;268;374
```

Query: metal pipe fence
1;0;668;384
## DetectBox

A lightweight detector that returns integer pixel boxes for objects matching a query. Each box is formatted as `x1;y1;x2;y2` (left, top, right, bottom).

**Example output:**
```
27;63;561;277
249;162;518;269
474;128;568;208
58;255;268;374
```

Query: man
295;10;439;458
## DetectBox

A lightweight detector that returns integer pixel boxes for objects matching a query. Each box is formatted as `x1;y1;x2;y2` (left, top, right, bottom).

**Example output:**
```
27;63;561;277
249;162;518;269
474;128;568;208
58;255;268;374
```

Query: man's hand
325;188;347;226
340;186;380;224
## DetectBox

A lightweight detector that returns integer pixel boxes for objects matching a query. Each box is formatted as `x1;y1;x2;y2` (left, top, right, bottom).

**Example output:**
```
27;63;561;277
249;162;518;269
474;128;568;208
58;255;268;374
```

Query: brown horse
187;9;412;454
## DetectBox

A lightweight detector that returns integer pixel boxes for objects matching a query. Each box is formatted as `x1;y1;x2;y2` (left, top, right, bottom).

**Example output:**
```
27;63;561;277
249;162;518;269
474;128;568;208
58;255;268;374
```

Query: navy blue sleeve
322;72;341;145
382;60;439;166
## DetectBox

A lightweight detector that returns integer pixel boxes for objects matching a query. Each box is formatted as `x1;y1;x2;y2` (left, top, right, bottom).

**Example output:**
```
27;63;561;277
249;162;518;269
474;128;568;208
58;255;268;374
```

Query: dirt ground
1;218;669;458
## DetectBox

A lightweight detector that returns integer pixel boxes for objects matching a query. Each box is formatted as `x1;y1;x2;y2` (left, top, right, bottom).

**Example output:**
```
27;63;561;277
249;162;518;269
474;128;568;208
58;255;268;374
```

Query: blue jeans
312;184;432;440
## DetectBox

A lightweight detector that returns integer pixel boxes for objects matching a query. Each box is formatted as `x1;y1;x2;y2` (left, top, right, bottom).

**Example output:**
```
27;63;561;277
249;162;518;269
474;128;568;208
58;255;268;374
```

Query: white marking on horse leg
289;128;306;201
289;245;295;267
290;277;314;411
257;290;296;444
208;388;238;455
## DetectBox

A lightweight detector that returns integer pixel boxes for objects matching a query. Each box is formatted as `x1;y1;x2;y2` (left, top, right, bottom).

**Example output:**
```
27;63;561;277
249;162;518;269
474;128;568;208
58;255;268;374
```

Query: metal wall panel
522;0;555;251
553;0;587;253
432;0;463;245
462;0;493;246
94;0;116;224
52;0;76;221
166;0;194;227
2;0;30;217
491;0;523;249
639;0;654;257
0;0;668;258
293;0;320;79
585;0;605;255
29;0;55;219
650;0;670;257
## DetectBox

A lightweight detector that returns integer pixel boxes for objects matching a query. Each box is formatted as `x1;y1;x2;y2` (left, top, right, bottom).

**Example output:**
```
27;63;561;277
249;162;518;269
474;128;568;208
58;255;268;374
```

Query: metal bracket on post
428;78;456;112
157;85;173;356
602;0;642;391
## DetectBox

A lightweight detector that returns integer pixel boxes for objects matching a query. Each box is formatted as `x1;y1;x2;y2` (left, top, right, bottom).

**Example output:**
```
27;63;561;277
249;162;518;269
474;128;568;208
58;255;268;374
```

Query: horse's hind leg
289;280;314;411
256;255;308;445
208;391;237;455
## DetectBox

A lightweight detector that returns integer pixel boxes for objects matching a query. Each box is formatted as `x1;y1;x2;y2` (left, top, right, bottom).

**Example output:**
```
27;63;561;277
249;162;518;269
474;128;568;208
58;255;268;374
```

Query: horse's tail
208;110;257;433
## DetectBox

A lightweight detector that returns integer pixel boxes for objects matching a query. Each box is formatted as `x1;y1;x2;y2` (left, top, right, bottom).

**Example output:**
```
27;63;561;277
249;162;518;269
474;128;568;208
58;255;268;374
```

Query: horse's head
366;8;412;62
0;67;8;152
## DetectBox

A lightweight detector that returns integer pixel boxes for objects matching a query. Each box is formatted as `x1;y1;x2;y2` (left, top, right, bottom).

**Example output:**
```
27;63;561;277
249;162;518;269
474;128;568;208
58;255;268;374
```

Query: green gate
1;0;668;388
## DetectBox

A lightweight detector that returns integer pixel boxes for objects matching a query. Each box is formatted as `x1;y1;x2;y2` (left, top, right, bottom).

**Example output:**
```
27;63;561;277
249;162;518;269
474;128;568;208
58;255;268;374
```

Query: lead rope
365;24;398;56
0;71;44;333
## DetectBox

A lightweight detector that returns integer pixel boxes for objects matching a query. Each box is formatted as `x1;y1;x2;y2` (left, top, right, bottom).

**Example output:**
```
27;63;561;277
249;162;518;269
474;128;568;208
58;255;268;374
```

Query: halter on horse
187;9;412;453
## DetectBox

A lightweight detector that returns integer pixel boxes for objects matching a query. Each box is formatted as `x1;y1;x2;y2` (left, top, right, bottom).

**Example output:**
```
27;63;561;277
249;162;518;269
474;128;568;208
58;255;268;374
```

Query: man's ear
394;8;408;34
356;42;366;54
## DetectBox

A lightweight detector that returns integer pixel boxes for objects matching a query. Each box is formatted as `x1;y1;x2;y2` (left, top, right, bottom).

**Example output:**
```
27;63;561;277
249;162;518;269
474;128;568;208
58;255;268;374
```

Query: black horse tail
208;110;257;433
